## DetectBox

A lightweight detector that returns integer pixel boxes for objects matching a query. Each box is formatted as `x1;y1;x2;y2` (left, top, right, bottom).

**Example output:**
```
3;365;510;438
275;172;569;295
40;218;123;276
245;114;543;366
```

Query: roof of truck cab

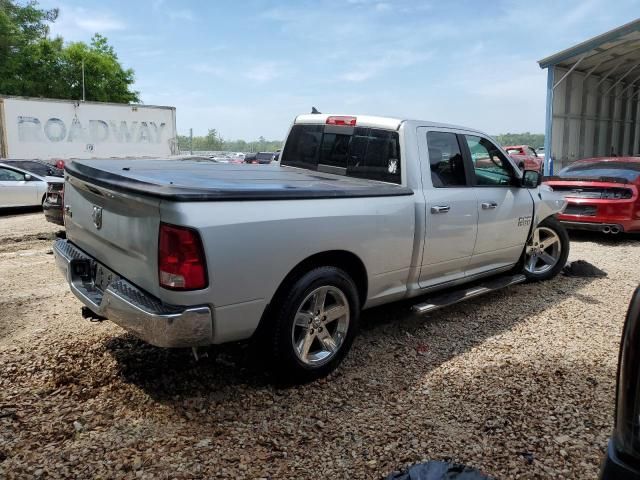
294;114;487;135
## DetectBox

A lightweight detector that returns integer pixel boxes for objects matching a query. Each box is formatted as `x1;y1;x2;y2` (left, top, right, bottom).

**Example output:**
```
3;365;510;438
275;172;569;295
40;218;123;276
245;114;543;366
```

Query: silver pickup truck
53;114;568;381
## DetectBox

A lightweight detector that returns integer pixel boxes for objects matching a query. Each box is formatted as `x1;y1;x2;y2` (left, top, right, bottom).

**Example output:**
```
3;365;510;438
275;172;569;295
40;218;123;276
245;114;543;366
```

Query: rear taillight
601;188;633;199
158;223;208;290
326;116;357;126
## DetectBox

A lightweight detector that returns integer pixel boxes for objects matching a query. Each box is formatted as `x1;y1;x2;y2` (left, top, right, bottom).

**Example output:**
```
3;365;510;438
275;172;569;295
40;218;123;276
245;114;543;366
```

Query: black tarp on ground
386;461;494;480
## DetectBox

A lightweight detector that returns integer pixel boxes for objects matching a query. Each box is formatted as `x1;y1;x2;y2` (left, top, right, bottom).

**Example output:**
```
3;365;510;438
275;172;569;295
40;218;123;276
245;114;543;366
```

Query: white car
0;162;63;208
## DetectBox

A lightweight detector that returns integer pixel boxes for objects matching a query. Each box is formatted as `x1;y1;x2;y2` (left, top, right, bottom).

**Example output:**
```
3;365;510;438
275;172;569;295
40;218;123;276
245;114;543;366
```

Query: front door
0;167;38;207
462;135;534;276
418;128;478;288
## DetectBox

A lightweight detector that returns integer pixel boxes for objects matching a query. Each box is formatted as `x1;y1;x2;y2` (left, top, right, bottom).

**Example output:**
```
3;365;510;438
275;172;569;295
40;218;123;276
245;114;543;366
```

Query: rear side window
281;125;322;169
281;124;401;184
426;131;467;187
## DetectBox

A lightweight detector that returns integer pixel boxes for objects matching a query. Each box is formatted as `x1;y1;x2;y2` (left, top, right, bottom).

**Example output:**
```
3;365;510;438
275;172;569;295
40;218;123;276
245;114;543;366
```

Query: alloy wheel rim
525;226;562;274
291;286;350;366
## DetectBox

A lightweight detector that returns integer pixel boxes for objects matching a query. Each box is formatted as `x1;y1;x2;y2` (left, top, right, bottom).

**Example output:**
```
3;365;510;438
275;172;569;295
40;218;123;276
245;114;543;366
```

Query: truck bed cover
66;159;413;201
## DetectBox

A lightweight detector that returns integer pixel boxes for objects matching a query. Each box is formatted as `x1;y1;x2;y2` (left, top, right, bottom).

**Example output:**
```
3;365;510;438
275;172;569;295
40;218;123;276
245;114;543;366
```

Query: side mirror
24;173;32;181
521;170;541;188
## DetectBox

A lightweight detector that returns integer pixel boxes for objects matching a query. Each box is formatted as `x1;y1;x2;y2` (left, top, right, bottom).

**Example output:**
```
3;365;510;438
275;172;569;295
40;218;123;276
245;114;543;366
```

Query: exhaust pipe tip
603;226;611;234
611;227;621;235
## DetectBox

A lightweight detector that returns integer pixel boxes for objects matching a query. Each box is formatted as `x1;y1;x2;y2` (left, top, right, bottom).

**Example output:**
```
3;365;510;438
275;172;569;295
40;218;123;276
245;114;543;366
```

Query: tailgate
64;174;162;298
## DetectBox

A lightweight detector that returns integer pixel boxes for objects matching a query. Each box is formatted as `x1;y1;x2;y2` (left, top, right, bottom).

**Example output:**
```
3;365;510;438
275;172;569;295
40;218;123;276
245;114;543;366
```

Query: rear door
462;135;533;275
418;128;478;288
0;166;39;206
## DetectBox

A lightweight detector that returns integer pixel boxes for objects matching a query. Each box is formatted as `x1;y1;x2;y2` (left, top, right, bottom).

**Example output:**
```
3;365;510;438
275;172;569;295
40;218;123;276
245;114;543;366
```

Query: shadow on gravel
103;273;599;406
104;335;272;400
0;206;42;217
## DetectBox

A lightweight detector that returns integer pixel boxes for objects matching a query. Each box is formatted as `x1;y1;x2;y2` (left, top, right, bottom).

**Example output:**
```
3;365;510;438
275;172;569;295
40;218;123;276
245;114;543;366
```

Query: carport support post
544;67;554;176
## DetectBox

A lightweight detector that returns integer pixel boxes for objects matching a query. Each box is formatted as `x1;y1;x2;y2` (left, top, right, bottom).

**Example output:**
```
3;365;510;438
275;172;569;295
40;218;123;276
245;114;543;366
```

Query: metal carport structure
538;18;640;175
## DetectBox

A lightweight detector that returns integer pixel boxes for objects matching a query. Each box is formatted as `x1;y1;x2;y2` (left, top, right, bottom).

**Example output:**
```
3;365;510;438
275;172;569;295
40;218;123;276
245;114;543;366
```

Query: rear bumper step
53;239;213;348
412;274;526;315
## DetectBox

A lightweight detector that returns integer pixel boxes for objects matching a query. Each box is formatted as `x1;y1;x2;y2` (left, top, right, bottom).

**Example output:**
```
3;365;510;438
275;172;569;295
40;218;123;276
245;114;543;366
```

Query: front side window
281;124;401;184
426;131;467;187
0;168;25;181
465;135;514;186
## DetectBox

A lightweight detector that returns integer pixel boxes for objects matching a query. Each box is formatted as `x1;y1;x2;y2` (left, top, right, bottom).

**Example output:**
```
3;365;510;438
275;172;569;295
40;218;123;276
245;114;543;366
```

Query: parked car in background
504;145;544;172
0;162;63;208
544;157;640;234
2;159;63;178
600;286;640;480
53;113;568;382
43;182;64;225
245;152;276;164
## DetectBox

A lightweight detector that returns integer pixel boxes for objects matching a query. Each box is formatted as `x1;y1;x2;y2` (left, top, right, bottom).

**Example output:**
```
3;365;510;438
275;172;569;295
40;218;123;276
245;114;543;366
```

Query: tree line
177;129;282;153
494;132;545;149
0;0;138;103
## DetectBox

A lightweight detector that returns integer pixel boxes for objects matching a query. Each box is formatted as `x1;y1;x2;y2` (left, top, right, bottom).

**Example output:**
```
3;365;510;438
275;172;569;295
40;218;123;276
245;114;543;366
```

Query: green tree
63;34;139;103
0;0;139;103
494;132;545;150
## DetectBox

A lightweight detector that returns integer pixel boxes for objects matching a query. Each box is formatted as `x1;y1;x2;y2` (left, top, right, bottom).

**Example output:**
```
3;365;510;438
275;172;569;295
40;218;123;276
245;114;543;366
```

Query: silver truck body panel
56;115;567;347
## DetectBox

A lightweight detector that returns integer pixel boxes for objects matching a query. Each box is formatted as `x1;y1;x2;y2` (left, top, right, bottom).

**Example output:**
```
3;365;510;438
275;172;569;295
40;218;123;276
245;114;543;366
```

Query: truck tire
523;216;569;281
270;266;359;382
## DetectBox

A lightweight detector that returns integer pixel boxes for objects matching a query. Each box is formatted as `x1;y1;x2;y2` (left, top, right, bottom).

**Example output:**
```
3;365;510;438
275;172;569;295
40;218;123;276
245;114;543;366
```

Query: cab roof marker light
326;116;357;126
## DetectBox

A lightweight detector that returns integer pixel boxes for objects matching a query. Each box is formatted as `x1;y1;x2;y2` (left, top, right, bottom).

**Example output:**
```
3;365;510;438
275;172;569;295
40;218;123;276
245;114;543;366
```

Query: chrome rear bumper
53;239;213;347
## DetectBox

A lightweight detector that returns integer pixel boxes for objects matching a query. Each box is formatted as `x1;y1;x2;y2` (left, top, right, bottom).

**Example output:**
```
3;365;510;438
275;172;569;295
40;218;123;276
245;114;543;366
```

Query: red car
544;157;640;234
504;145;543;172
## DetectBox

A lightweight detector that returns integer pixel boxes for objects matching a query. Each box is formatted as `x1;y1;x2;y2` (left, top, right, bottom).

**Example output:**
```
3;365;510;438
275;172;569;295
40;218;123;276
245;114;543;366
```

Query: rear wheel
523;216;569;281
270;266;359;382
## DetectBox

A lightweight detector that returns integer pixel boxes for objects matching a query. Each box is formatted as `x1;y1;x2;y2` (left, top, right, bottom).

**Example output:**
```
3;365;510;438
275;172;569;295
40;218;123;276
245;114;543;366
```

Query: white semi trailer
0;96;178;160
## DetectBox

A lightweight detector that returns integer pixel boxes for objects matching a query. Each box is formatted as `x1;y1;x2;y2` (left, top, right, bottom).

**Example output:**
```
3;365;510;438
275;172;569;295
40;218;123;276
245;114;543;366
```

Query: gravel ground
1;211;639;479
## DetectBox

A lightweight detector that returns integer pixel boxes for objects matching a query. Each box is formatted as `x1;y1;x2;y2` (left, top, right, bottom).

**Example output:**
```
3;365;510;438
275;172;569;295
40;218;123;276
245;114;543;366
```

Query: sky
39;0;639;140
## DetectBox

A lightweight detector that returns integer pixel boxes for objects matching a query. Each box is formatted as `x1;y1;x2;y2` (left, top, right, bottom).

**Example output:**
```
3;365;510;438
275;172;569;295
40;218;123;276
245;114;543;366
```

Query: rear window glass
281;124;401;184
2;160;54;177
256;152;274;161
558;161;640;182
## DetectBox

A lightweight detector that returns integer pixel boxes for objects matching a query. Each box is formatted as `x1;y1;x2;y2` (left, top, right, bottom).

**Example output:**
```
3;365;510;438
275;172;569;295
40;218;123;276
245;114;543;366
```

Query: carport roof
538;18;640;83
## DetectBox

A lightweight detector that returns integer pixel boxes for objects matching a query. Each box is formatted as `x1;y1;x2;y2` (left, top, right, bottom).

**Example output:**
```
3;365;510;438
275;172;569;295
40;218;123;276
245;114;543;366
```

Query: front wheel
523;216;570;281
270;266;360;383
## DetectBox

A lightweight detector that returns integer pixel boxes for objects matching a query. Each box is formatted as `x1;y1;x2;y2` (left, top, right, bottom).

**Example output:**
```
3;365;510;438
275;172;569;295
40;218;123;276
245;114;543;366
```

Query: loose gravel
1;212;639;479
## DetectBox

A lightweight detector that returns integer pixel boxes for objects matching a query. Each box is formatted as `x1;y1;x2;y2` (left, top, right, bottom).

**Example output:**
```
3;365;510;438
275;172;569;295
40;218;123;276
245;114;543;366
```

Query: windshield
281;124;401;184
558;161;640;182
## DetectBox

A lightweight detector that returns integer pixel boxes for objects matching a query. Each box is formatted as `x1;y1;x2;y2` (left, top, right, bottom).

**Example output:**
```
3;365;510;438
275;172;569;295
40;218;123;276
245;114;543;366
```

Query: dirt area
1;211;639;479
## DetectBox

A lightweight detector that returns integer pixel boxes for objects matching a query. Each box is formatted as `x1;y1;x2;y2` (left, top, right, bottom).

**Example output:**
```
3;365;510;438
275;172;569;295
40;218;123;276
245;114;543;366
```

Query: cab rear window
281;124;401;184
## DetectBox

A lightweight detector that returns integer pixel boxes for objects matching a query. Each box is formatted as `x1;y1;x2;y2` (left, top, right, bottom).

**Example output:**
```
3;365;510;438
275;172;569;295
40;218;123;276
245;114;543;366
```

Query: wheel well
276;250;368;307
251;250;368;342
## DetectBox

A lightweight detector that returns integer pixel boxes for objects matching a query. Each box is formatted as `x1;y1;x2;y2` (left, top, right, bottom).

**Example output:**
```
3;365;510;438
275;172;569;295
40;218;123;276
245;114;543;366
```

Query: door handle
481;202;498;210
430;205;450;214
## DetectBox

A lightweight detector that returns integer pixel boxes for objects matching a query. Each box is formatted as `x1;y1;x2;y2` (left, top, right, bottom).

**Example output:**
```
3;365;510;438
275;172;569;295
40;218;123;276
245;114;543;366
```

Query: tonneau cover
66;159;413;201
